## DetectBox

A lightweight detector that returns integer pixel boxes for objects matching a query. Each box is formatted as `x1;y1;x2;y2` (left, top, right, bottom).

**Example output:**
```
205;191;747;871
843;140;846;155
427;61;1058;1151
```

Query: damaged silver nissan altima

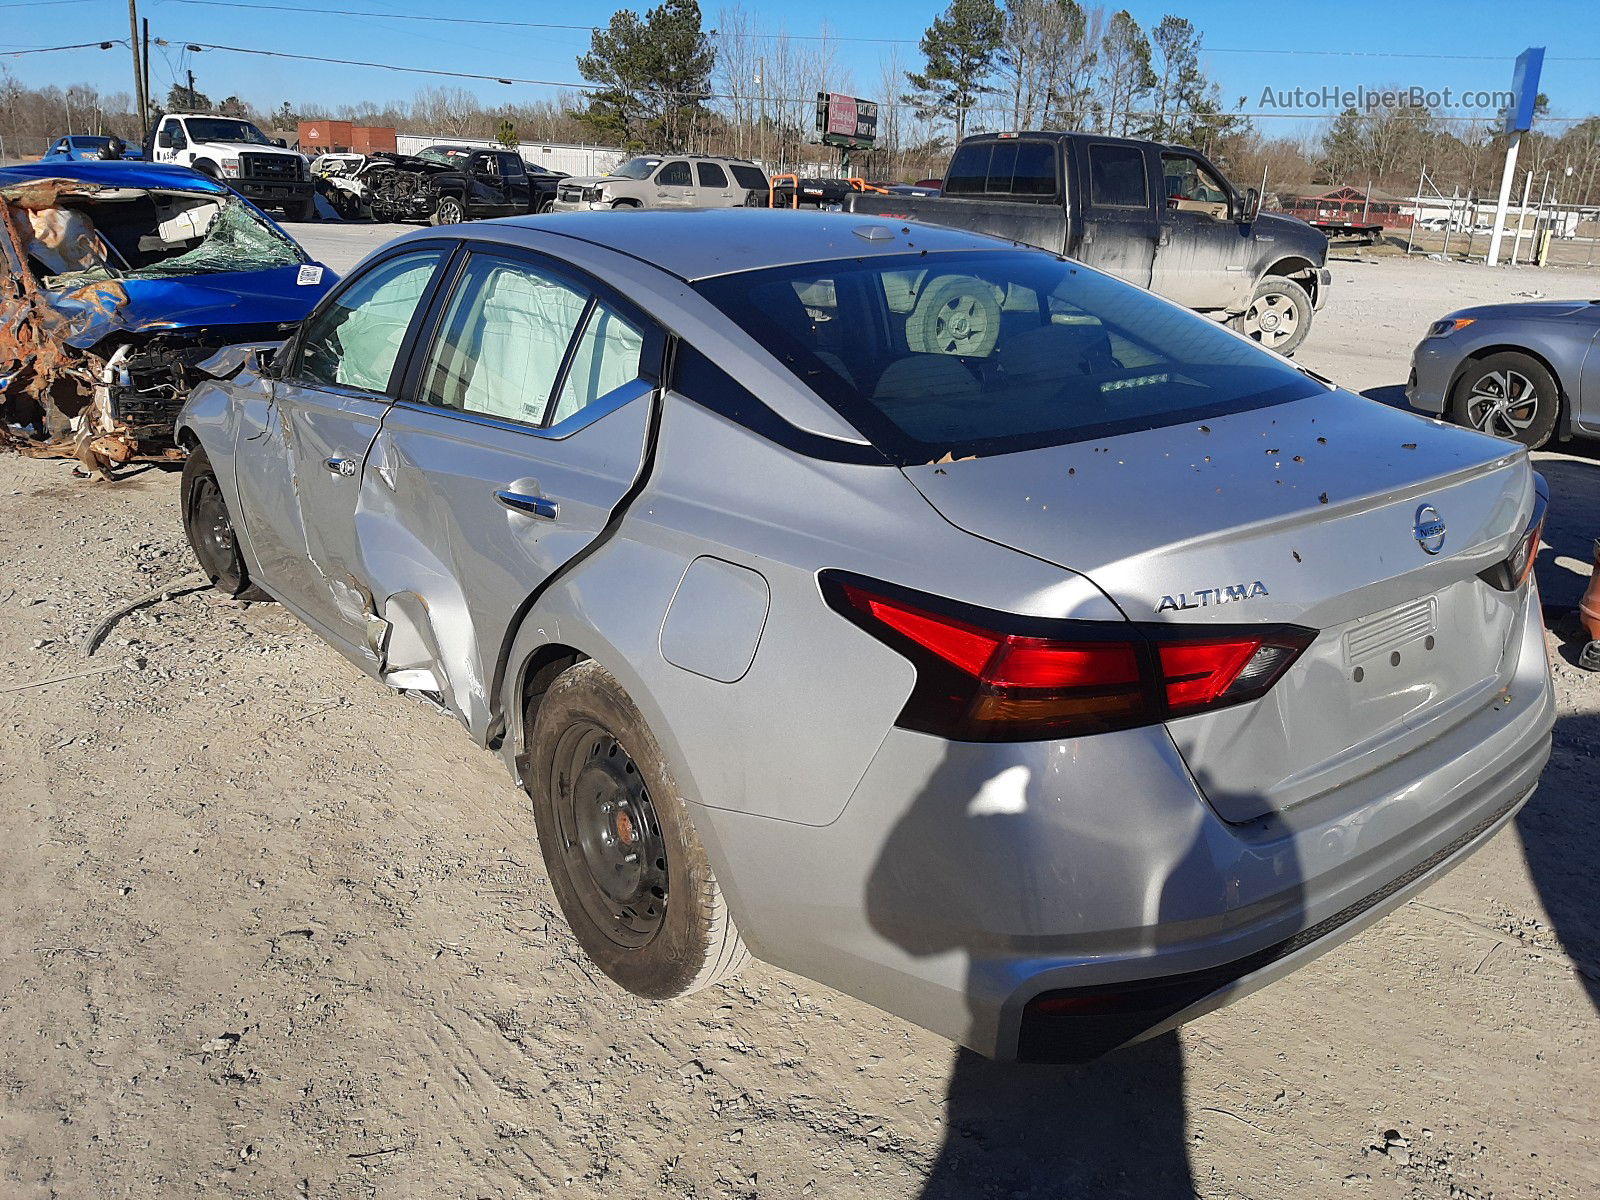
176;211;1553;1062
0;160;335;478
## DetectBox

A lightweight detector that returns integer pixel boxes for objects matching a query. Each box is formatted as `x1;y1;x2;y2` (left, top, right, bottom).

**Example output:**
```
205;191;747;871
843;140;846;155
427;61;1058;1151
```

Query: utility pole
127;0;145;133
187;69;196;109
142;18;151;126
757;57;766;170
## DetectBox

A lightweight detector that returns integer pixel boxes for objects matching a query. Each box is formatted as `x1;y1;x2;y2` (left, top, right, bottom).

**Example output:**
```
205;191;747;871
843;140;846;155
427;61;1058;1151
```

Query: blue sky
6;0;1598;135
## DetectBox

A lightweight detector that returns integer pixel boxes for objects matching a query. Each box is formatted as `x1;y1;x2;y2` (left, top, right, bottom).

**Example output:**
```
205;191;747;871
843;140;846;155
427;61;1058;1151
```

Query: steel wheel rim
934;293;990;353
1466;369;1539;439
550;721;669;948
1243;292;1300;349
192;476;237;582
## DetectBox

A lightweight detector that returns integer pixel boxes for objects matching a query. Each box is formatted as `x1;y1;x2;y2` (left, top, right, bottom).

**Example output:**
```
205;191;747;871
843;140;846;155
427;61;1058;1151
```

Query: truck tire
525;660;749;1000
905;275;1002;357
430;194;466;226
1233;276;1313;356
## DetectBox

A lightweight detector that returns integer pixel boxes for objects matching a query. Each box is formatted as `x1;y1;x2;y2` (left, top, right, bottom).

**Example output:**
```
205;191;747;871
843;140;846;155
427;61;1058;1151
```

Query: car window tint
1088;144;1149;208
694;250;1319;463
549;301;648;425
421;254;589;424
657;160;691;187
1010;141;1056;196
943;143;989;196
298;249;443;392
696;162;729;189
729;163;766;189
499;153;526;177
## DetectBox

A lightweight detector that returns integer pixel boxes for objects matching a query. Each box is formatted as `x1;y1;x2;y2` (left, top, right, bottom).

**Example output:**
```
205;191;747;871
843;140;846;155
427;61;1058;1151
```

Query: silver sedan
178;211;1554;1062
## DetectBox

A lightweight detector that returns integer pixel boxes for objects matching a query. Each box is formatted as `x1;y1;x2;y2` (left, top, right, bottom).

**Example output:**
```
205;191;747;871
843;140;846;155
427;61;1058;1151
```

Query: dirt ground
1;228;1597;1199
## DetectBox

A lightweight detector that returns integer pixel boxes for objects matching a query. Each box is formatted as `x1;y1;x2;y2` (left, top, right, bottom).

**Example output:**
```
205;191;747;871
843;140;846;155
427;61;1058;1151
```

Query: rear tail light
1479;474;1548;592
824;573;1314;742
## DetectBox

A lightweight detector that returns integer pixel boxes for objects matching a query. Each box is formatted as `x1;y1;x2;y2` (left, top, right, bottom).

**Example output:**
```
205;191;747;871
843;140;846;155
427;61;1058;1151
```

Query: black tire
430;194;466;226
526;660;749;1000
1449;351;1560;449
181;447;269;601
1232;276;1313;356
286;198;316;222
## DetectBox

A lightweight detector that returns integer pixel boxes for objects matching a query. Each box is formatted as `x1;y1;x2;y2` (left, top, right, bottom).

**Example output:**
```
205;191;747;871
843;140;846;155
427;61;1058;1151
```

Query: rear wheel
526;660;748;999
1233;276;1313;356
181;447;269;600
1449;351;1560;449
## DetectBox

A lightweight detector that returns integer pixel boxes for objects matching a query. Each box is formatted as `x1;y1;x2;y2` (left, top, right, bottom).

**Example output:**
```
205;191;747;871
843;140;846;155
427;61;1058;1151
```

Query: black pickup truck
851;131;1331;355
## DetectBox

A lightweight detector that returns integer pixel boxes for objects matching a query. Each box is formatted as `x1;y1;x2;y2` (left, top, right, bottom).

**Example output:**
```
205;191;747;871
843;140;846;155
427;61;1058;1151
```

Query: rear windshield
692;250;1321;463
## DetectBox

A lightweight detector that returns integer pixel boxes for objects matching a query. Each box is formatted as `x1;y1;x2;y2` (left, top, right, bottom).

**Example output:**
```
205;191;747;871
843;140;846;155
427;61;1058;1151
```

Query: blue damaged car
0;160;335;477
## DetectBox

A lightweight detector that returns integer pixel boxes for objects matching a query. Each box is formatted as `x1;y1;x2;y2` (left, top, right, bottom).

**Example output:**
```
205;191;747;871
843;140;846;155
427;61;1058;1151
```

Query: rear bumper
693;583;1554;1062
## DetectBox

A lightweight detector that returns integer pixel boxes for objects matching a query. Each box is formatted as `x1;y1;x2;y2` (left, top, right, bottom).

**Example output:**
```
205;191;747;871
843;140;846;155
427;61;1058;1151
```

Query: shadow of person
862;743;1295;1199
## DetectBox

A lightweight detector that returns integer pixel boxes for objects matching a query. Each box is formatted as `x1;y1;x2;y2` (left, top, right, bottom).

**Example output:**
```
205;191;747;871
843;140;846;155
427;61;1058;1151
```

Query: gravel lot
1;224;1596;1199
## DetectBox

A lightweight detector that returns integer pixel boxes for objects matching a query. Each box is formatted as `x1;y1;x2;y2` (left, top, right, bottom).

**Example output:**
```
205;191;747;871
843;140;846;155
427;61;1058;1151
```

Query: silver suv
551;154;768;211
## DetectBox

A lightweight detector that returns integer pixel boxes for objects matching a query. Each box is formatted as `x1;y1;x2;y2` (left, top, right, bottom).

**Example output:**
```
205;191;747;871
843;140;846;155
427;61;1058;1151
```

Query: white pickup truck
145;113;314;220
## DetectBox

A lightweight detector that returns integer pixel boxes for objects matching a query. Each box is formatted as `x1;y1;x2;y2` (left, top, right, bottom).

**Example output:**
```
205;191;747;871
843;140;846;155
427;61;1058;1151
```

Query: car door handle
495;489;558;520
324;456;358;477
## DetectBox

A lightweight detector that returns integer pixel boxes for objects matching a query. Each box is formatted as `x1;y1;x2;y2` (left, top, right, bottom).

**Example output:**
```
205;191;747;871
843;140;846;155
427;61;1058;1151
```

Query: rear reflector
824;573;1315;742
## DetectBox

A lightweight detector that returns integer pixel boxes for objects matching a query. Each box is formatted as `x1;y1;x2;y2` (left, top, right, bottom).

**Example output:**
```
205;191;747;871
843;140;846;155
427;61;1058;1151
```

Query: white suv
551;155;768;212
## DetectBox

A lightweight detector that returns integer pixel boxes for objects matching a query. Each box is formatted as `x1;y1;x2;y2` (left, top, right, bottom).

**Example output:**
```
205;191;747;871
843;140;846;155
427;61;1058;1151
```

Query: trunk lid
903;390;1536;822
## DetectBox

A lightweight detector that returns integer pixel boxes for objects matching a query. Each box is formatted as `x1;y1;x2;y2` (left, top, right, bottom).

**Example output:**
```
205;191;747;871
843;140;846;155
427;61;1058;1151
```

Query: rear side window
657;161;691;187
693;250;1319;463
1088;144;1149;208
729;163;767;189
696;162;729;189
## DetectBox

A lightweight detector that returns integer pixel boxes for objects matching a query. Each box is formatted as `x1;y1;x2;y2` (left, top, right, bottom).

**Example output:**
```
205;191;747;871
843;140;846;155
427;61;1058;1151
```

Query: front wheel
526;660;749;1000
1233;276;1313;356
181;447;269;600
430;194;466;225
1449;351;1560;449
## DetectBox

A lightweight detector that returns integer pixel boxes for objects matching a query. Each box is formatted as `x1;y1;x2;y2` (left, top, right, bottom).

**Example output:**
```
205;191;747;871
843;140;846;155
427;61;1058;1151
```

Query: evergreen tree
574;0;715;151
903;0;1005;142
496;118;518;149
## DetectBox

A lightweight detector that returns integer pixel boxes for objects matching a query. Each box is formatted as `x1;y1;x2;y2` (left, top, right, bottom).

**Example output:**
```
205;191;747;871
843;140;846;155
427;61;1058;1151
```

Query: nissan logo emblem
1413;504;1447;555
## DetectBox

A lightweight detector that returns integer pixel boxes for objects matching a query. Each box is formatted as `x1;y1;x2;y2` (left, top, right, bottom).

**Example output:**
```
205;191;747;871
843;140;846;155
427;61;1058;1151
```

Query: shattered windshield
611;157;662;180
416;147;470;166
184;118;274;145
122;201;302;278
8;187;306;289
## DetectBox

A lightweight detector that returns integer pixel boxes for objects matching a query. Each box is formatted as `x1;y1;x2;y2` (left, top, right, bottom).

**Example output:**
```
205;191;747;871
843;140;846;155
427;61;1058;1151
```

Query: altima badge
1157;582;1269;613
1413;504;1446;555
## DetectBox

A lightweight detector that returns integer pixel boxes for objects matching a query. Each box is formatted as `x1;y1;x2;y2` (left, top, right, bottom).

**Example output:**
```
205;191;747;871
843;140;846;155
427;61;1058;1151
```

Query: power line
174;40;1600;122
164;0;916;44
1;39;124;57
142;3;1600;61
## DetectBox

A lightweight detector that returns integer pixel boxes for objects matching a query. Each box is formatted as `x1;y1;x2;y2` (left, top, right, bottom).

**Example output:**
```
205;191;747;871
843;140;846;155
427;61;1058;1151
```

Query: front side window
419;254;589;425
499;153;526;177
298;249;442;392
693;250;1319;463
1088;144;1149;209
1161;153;1231;219
164;121;188;149
656;161;692;187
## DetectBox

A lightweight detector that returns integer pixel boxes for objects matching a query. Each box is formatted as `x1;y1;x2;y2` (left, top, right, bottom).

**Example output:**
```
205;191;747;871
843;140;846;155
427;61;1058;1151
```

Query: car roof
0;159;227;193
479;209;1037;282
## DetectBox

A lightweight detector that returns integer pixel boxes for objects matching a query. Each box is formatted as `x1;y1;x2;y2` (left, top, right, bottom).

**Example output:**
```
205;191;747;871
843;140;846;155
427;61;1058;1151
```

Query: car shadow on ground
861;747;1289;1198
1358;383;1410;409
1516;712;1600;1012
